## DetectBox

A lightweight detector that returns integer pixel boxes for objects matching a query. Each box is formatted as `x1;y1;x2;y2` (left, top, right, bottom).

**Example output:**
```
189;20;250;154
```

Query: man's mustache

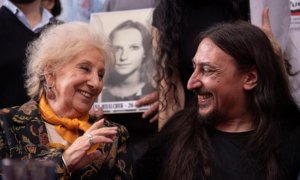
192;88;211;95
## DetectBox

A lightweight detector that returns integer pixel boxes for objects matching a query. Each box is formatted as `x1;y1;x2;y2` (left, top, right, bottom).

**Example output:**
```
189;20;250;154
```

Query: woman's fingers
64;128;117;171
87;125;118;137
85;124;118;145
68;128;117;157
86;119;105;132
63;120;119;172
91;135;114;144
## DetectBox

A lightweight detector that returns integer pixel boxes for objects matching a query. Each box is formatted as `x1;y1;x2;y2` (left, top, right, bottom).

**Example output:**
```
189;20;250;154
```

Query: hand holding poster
250;0;290;51
90;9;155;114
286;0;300;107
250;0;300;107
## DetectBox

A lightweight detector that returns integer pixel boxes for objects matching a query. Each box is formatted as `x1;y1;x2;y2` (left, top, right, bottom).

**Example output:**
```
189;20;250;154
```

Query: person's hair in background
156;21;300;180
105;20;154;91
51;0;62;17
42;0;62;17
25;21;112;98
152;0;251;121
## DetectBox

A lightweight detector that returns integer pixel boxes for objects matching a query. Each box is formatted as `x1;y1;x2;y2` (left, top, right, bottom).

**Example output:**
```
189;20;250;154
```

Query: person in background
134;20;300;180
0;22;132;179
58;0;105;22
0;0;58;109
100;20;155;103
102;0;156;12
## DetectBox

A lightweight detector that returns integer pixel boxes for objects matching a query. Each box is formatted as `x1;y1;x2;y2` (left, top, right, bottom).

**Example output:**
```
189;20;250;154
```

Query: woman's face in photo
111;28;145;75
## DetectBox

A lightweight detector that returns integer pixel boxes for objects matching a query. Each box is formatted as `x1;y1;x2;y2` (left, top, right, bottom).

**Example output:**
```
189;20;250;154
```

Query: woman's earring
45;84;56;100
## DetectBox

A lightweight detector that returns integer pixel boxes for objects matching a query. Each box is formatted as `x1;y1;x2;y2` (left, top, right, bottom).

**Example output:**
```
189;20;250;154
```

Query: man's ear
243;67;258;90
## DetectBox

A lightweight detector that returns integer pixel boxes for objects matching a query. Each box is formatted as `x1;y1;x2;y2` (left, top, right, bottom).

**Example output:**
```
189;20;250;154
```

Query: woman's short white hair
25;21;113;98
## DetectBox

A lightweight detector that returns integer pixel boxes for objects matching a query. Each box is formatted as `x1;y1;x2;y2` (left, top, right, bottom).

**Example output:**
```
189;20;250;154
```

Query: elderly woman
0;22;132;179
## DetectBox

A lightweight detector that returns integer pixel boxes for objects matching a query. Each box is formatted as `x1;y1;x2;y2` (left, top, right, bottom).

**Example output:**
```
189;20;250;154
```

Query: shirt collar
3;0;53;33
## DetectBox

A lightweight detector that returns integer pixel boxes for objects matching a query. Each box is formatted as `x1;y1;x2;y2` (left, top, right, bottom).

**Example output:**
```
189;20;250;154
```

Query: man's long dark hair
152;0;250;111
158;21;300;180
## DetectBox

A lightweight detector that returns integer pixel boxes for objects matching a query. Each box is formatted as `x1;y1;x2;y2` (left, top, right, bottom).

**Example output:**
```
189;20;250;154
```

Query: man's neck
14;0;42;28
215;113;254;133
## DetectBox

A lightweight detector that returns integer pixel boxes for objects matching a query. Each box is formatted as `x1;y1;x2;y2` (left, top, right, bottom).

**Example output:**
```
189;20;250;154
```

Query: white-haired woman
0;22;132;179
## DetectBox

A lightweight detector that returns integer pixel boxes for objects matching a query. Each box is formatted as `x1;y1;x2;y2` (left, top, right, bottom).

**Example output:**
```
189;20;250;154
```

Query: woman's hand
62;119;117;172
135;91;159;123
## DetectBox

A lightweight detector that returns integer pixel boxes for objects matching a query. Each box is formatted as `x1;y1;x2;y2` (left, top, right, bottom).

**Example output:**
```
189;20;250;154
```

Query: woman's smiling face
49;46;105;118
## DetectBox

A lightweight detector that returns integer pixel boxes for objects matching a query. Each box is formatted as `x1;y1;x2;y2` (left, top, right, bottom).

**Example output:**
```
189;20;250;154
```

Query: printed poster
90;8;155;114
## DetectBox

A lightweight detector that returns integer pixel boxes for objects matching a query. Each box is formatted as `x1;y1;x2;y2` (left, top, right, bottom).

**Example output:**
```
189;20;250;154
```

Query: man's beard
196;104;222;128
10;0;36;4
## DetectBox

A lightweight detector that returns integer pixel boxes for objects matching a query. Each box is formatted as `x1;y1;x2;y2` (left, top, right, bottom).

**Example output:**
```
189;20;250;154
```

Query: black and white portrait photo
90;9;155;113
